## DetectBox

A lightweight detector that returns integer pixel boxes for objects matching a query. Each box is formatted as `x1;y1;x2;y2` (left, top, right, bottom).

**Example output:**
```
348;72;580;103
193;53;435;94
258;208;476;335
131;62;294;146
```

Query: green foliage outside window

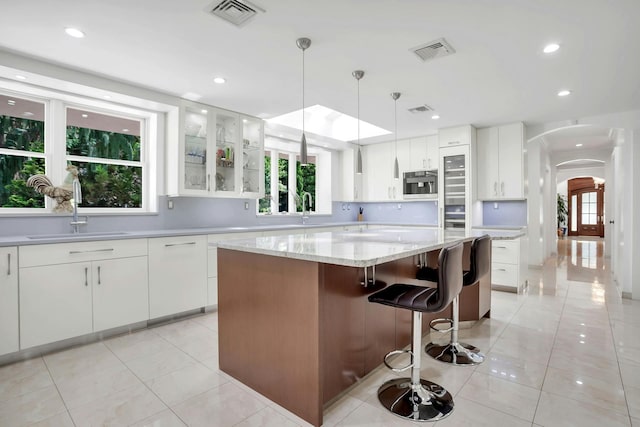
296;161;316;212
278;157;288;212
258;154;271;213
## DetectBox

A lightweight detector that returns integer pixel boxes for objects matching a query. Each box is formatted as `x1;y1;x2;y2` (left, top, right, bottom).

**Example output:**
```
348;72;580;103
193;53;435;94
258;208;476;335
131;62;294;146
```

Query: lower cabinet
148;235;208;318
491;237;527;292
19;239;149;350
0;247;19;356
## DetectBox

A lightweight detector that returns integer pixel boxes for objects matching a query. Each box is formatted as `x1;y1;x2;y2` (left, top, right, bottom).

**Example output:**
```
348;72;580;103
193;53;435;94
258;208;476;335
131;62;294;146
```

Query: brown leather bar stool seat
367;242;464;422
417;234;491;366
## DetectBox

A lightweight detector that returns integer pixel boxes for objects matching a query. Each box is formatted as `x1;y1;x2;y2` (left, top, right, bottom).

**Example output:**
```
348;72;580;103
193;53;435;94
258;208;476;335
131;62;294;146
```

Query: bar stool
367;242;463;422
418;235;491;366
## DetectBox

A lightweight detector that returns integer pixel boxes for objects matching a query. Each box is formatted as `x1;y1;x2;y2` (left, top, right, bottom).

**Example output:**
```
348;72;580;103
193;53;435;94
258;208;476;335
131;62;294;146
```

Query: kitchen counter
216;226;523;267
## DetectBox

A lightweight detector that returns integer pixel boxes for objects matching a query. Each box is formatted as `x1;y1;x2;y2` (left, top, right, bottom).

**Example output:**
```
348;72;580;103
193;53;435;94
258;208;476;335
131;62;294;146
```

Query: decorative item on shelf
353;70;364;174
391;92;401;180
243;138;250;148
216;173;225;191
216;147;234;168
357;206;364;222
296;37;311;165
26;165;79;213
216;126;226;142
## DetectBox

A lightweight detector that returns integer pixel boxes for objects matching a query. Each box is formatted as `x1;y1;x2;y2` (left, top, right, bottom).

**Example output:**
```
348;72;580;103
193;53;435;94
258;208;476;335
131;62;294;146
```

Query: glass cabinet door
241;117;263;195
443;153;466;229
214;111;237;193
183;107;209;192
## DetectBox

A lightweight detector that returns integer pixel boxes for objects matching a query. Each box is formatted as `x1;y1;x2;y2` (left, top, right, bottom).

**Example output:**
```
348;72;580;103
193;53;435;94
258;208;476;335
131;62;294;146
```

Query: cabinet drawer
492;262;518;286
20;239;148;267
491;240;519;264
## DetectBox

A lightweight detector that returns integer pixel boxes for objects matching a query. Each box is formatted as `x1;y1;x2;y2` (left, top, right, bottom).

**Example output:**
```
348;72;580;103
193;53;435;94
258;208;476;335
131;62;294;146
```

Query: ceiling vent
410;38;456;62
208;0;264;27
408;104;434;114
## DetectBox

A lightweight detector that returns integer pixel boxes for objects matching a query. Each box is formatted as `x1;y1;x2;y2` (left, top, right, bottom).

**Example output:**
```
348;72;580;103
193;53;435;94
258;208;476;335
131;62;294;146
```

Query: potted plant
557;194;568;237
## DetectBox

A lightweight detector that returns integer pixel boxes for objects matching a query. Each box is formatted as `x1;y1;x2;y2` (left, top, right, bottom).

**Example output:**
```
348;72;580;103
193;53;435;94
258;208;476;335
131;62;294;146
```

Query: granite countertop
216;227;524;267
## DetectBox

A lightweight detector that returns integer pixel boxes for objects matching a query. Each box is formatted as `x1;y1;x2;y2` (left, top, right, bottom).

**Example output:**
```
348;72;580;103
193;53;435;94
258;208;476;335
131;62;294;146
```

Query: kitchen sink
26;231;129;240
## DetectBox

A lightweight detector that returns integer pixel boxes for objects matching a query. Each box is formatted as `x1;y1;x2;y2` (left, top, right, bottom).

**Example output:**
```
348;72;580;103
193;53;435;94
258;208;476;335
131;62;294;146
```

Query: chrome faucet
302;191;313;224
70;177;87;233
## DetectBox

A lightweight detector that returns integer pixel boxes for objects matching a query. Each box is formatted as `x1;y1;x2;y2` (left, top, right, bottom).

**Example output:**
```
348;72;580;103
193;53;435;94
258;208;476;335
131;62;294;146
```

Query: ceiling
540;125;615;152
0;0;638;146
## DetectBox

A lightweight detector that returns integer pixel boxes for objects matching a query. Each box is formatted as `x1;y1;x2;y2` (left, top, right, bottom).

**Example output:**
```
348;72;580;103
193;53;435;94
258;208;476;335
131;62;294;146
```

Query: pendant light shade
297;37;311;165
353;70;365;175
391;92;401;179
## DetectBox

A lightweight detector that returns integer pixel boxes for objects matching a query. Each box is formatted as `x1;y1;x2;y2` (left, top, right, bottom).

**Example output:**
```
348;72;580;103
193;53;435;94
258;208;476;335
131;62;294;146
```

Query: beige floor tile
105;329;174;362
152;320;212;345
626;384;640;420
69;383;166;426
553;334;618;361
171;382;266;427
125;346;195;381
435;395;531;426
191;312;219;331
44;342;124;382
345;366;398;402
200;354;220;372
0;358;53;402
542;366;627;415
267;400;314;427
534;390;631;427
0;384;66;427
28;411;75;427
418;355;477;396
548;344;620;381
55;361;142;409
475;351;547;389
235;406;300;427
620;362;640;389
617;344;640;366
458;372;540;421
490;334;553;365
336;399;407;426
174;333;218;362
130;409;187;427
633;418;640;427
321;395;364;427
145;362;228;406
612;321;640;349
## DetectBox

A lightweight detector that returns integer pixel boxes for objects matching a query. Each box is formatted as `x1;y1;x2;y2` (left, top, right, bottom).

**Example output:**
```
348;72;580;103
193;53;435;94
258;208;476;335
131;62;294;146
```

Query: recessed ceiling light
446;160;452;163
558;89;571;97
65;27;85;38
431;114;440;120
103;95;111;99
7;100;15;105
242;119;247;123
81;113;88;118
15;75;27;80
213;77;226;84
23;112;34;116
122;128;129;132
576;143;583;147
201;109;208;114
543;43;560;54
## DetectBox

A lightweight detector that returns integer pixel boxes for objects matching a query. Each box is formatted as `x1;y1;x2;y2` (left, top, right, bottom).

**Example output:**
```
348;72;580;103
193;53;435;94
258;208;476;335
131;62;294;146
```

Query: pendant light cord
394;97;397;157
357;78;360;146
302;47;305;134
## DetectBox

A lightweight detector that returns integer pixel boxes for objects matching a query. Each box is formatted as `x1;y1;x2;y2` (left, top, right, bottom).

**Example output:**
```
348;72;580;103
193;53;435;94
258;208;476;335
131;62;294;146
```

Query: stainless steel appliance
403;170;438;199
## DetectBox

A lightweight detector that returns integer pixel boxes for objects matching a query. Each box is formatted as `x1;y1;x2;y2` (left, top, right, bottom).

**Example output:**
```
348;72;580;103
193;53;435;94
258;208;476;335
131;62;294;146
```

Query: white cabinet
148;235;208;318
207;232;262;306
409;135;439;171
491;237;527;293
363;141;407;201
339;147;363;201
476;122;524;200
168;100;264;198
439;125;474;147
0;247;18;355
19;239;148;349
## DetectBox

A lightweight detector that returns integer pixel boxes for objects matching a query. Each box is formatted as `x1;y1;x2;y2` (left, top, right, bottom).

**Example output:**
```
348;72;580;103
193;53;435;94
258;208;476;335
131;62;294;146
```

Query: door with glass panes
568;178;604;237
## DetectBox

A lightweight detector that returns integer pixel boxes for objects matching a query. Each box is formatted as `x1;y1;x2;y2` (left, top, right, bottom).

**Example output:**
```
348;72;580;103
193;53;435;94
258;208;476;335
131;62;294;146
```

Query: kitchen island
216;227;499;426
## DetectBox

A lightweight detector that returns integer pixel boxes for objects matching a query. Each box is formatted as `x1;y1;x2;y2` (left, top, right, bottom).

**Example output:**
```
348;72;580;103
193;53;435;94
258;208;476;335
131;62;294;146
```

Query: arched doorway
567;177;605;237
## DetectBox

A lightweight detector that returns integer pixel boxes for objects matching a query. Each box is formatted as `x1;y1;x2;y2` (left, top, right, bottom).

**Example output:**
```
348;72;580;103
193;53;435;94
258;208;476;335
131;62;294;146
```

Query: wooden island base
218;243;490;427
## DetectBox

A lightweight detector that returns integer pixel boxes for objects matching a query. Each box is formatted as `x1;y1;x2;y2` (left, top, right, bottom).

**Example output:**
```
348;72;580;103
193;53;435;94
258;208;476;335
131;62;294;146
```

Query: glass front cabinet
170;101;264;198
438;144;473;233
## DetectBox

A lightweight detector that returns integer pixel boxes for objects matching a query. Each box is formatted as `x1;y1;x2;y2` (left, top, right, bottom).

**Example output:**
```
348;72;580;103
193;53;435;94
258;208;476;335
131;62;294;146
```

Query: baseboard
622;291;633;300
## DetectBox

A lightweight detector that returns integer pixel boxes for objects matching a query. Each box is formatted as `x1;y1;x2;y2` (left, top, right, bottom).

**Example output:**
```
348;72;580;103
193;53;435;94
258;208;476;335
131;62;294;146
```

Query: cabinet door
476;127;500;200
0;248;18;355
363;142;393;201
20;262;93;349
93;256;149;332
425;135;439;171
213;109;239;195
394;139;411;198
148;236;208;319
498;123;524;199
409;137;427;171
182;105;213;195
240;115;264;197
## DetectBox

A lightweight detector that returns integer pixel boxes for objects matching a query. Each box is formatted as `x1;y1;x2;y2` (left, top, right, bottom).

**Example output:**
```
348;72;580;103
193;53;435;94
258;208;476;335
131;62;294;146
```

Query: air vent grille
208;0;264;27
408;104;434;114
411;38;455;62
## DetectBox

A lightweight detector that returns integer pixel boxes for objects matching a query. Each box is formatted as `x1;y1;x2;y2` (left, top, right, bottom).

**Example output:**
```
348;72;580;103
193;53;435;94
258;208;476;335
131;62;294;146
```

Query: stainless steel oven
403;170;438;199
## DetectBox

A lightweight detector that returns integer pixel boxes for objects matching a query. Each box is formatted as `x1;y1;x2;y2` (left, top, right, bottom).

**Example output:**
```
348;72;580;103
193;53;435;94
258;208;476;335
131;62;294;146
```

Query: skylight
267;104;391;142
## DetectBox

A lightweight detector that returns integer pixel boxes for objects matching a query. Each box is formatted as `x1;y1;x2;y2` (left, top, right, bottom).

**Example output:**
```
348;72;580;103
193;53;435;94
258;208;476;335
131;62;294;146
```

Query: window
258;150;271;213
0;93;46;208
0;87;154;213
296;157;316;213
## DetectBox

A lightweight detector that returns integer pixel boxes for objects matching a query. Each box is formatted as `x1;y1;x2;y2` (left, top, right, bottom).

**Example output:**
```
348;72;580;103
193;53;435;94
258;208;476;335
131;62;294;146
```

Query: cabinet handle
447;141;459;145
388;187;391;199
69;248;114;254
423;159;426;169
495;268;507;272
164;242;196;247
207;173;211;191
501;182;505;196
494;246;507;249
7;253;10;276
97;266;101;285
494;182;498;196
84;267;88;286
393;187;396;198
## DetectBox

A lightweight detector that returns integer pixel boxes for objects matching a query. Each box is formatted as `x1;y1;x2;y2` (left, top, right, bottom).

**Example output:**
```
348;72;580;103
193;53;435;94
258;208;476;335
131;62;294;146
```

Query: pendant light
391;92;401;179
353;70;364;174
296;37;311;165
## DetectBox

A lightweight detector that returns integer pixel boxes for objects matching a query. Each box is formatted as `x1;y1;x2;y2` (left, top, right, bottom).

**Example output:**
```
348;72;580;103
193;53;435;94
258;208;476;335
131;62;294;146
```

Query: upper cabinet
167;100;264;198
476;122;524;200
409;135;439;171
362;141;408;201
439;125;475;148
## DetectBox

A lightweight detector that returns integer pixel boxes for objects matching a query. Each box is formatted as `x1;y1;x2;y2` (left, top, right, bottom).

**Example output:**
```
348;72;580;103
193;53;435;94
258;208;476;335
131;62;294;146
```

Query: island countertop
216;226;524;267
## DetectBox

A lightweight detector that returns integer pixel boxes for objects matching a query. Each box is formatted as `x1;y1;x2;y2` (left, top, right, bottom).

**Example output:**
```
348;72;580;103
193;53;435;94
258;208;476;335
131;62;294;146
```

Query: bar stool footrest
383;349;413;372
425;341;485;366
429;317;453;333
378;377;454;422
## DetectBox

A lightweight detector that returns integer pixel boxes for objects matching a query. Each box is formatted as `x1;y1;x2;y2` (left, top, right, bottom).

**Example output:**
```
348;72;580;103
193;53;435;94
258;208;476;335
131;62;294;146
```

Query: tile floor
1;237;639;426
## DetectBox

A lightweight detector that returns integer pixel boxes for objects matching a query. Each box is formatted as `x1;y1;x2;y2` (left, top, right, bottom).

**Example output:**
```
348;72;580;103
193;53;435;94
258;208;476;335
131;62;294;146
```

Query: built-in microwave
403;170;438;199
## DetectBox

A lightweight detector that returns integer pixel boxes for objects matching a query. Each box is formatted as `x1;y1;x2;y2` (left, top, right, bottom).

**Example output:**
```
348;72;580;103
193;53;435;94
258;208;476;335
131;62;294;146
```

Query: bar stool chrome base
378;377;454;422
425;341;485;366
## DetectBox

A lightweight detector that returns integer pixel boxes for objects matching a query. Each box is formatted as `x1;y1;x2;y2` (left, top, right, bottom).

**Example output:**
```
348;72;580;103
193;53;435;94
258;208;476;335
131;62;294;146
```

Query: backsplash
482;200;527;227
352;201;438;225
